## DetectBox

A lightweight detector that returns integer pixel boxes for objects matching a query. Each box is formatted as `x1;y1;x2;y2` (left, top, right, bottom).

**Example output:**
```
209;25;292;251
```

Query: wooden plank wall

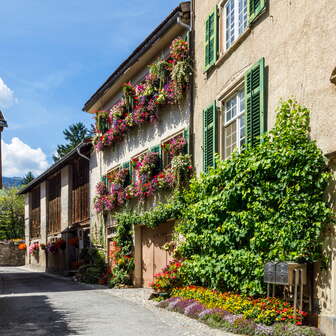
47;174;61;234
71;157;89;225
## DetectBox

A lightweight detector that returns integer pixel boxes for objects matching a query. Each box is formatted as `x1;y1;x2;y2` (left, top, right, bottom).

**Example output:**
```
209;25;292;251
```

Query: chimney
0;111;8;189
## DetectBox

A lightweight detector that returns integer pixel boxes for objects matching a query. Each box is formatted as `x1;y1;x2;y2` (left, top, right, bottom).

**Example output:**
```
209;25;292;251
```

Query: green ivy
109;213;135;287
176;100;333;296
108;192;185;287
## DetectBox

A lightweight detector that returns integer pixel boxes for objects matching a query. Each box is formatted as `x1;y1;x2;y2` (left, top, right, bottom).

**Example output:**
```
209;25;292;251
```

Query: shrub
176;100;332;296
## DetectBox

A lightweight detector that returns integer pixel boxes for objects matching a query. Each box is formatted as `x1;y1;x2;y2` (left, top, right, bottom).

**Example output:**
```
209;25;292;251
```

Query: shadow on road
0;270;105;295
0;295;79;335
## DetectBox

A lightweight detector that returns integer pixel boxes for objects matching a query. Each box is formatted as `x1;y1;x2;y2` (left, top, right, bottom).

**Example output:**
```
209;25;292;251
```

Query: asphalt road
0;266;190;336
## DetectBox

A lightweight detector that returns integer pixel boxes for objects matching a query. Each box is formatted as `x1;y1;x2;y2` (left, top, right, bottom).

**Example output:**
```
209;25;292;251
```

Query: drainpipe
177;1;195;169
77;143;90;161
177;16;192;32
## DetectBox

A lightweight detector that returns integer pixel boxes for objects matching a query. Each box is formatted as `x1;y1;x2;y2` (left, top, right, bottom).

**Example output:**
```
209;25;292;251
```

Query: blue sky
0;0;182;177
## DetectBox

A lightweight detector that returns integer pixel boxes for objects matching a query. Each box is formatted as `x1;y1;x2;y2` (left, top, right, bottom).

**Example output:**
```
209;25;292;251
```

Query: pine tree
22;171;35;185
53;122;90;162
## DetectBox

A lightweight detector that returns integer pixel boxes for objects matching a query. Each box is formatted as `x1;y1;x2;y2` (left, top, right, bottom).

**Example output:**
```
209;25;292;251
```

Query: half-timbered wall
47;174;61;234
71;157;89;225
30;186;40;239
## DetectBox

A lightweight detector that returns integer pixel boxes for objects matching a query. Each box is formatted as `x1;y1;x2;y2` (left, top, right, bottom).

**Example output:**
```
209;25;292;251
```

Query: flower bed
171;286;307;326
92;37;191;152
157;293;324;336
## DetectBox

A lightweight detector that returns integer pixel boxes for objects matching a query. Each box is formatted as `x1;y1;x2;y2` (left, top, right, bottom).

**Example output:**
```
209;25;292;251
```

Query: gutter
18;141;91;195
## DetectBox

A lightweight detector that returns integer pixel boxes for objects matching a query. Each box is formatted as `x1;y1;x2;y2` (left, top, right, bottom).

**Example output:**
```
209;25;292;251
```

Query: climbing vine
176;100;333;296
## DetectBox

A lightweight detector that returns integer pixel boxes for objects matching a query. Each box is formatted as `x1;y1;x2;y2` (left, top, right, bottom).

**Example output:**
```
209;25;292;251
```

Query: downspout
178;1;195;168
77;143;90;161
177;16;192;32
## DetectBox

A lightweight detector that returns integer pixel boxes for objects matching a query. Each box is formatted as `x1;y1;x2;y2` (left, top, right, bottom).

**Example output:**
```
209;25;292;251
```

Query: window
131;151;147;184
223;90;246;158
161;131;184;169
224;0;247;50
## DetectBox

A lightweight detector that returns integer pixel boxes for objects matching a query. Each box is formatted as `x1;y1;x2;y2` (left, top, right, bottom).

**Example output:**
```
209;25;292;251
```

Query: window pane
239;115;246;147
225;120;237;158
238;90;245;114
226;0;235;49
225;95;237;122
238;0;247;35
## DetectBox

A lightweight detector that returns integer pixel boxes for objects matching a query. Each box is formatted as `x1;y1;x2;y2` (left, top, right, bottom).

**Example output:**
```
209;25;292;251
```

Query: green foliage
116;192;184;229
0;187;24;240
176;100;332;296
76;247;107;284
108;212;135;287
53;122;90;162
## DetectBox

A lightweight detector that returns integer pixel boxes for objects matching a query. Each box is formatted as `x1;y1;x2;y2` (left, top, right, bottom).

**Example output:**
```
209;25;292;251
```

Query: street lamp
0;110;8;189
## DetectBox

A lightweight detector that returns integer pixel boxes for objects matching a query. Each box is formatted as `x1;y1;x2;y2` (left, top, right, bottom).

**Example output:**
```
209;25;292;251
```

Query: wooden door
141;221;174;288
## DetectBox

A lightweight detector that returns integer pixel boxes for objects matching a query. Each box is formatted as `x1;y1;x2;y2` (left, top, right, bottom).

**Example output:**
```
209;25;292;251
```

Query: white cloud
1;137;49;177
0;78;16;109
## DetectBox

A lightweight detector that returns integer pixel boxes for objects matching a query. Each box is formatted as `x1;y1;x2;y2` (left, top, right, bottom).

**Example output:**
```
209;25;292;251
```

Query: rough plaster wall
193;0;336;333
24;193;30;265
193;0;336;174
61;165;70;232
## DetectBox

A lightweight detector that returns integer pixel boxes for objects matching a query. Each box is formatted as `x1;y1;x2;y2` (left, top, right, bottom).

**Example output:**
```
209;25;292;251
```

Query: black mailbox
275;262;289;285
264;262;277;283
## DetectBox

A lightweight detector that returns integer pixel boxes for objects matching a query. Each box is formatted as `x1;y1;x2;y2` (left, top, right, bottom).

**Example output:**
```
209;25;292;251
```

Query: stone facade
191;0;336;334
0;241;25;266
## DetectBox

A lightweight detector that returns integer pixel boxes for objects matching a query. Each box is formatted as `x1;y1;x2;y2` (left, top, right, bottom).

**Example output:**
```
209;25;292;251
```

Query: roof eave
82;2;190;113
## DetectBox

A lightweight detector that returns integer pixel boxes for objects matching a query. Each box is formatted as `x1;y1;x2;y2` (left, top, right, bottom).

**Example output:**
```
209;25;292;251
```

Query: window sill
215;28;251;68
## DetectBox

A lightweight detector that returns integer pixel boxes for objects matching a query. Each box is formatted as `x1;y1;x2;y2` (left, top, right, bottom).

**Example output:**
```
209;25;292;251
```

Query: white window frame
161;130;184;169
222;88;246;159
131;150;147;184
222;0;248;51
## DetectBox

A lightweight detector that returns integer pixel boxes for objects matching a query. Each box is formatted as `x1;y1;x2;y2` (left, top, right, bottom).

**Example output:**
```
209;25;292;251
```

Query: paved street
0;267;214;336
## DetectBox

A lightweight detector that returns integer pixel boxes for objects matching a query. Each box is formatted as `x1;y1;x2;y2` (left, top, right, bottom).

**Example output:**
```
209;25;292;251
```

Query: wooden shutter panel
248;0;266;24
150;145;162;170
203;103;217;172
205;8;218;71
128;160;133;184
183;128;190;154
245;58;266;146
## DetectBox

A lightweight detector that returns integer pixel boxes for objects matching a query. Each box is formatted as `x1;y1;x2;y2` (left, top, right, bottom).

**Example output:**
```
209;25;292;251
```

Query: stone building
19;142;91;274
83;3;191;287
190;0;336;334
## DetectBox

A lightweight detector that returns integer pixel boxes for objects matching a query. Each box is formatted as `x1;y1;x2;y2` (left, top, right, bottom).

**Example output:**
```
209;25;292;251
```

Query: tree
0;188;24;240
22;171;35;185
53;122;90;162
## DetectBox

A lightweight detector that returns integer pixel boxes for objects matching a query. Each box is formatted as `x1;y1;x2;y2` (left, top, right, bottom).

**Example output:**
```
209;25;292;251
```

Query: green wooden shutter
121;162;131;186
248;0;266;24
183;127;190;154
203;103;217;172
245;58;266;146
150;145;162;170
204;8;218;71
128;160;133;184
